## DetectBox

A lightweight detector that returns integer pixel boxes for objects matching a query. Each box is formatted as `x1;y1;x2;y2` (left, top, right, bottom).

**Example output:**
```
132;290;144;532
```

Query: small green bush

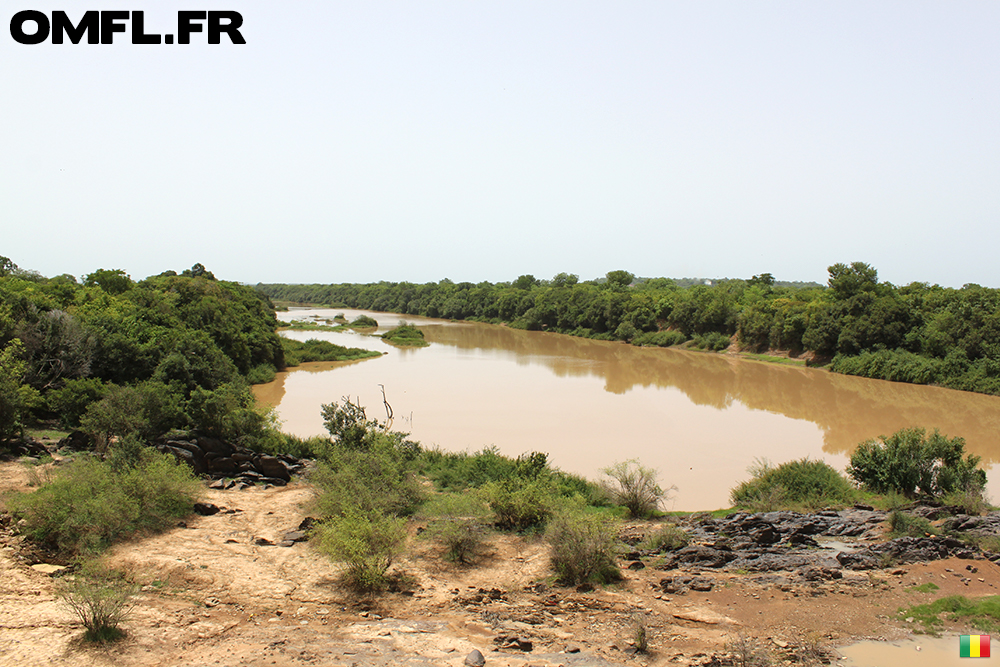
642;522;689;551
601;459;666;519
831;349;943;385
250;432;332;459
428;518;488;564
246;363;277;384
280;338;380;366
349;315;378;328
314;511;407;593
60;571;137;643
691;331;732;351
420;494;492;564
414;448;608;509
944;484;990;516
632;330;687;348
547;511;622;586
730;457;857;510
9;446;199;554
46;378;108;429
849;428;986;499
888;510;937;538
381;324;429;347
482;478;560;531
312;439;424;519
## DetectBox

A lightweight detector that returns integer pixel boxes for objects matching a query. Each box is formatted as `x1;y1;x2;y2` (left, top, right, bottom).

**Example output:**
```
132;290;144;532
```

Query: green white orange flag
960;634;990;658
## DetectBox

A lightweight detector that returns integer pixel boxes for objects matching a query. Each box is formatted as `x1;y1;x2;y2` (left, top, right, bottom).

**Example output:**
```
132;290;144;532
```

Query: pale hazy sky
3;2;998;287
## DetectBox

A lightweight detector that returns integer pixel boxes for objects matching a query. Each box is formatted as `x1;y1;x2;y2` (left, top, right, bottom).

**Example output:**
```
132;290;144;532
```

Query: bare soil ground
1;459;996;667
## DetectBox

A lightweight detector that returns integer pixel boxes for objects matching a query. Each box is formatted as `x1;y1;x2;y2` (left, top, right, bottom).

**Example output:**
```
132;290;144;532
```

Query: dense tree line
0;257;287;446
256;262;1000;396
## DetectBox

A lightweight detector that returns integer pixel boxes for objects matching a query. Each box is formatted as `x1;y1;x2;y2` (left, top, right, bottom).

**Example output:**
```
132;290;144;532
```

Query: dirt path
2;460;997;666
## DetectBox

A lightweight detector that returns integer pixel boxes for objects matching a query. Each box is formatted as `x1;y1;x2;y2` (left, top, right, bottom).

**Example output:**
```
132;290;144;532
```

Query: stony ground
1;459;997;667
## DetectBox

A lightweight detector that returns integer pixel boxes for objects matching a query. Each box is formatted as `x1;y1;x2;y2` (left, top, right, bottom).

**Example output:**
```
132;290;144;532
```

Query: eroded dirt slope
2;461;997;666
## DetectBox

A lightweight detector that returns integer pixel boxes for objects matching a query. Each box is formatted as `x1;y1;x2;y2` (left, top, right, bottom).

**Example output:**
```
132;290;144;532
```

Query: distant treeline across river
255;262;1000;397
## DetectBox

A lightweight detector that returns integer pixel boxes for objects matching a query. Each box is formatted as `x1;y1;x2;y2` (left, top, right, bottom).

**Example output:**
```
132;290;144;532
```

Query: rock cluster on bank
643;505;1000;578
155;435;305;488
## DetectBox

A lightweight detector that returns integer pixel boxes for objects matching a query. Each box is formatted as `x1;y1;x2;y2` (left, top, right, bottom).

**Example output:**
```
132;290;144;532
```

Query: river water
253;308;1000;511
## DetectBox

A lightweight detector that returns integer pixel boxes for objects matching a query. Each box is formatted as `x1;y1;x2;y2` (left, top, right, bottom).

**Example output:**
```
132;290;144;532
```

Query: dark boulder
659;546;736;569
194;502;221;516
57;430;93;451
197;437;234;457
256;456;291;482
208;457;239;474
162;445;208;475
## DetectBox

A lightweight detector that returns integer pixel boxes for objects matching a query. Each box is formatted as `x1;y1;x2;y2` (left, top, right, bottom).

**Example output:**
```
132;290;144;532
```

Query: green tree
848;428;986;498
84;269;133;295
827;262;878;300
181;263;216;280
0;339;29;440
605;270;635;289
513;274;539;290
18;309;96;390
0;256;18;277
551;272;579;288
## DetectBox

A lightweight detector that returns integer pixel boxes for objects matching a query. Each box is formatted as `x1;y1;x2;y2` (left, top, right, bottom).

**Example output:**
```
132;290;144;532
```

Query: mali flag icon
961;635;991;657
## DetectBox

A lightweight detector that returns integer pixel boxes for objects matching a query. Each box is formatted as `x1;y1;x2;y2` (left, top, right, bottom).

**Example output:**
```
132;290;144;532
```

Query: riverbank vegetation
8;437;200;554
0;256;378;453
256;261;1000;396
380;323;428;347
306;396;630;591
729;428;988;513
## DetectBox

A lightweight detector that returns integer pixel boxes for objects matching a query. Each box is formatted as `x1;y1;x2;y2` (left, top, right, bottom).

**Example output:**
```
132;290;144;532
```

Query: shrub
320;397;418;453
349;315;378;328
730;457;857;510
692;331;732;351
848;428;986;499
381;324;428;347
281;338;379;366
601;459;666;518
888;510;937;538
79;381;187;448
547;511;622;586
312;439;424;519
416;447;547;491
250;432;332;459
642;522;689;551
188;381;277;447
8;446;199;554
428;518;487;564
46;377;108;429
631;613;649;653
314;511;407;593
60;571;137;643
632;330;687;348
0;339;29;441
482;478;561;531
246;363;277;384
944;484;990;516
419;494;491;564
831;349;943;385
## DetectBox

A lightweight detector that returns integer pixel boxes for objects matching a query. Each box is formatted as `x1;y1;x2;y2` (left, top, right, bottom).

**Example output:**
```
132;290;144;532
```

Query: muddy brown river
254;309;1000;511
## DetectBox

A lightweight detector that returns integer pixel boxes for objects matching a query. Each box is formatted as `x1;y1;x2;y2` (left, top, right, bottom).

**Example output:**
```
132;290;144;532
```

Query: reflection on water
255;309;1000;510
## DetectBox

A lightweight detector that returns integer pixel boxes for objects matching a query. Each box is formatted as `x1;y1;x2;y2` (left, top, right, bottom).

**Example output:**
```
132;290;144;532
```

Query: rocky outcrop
650;505;1000;575
155;435;305;488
